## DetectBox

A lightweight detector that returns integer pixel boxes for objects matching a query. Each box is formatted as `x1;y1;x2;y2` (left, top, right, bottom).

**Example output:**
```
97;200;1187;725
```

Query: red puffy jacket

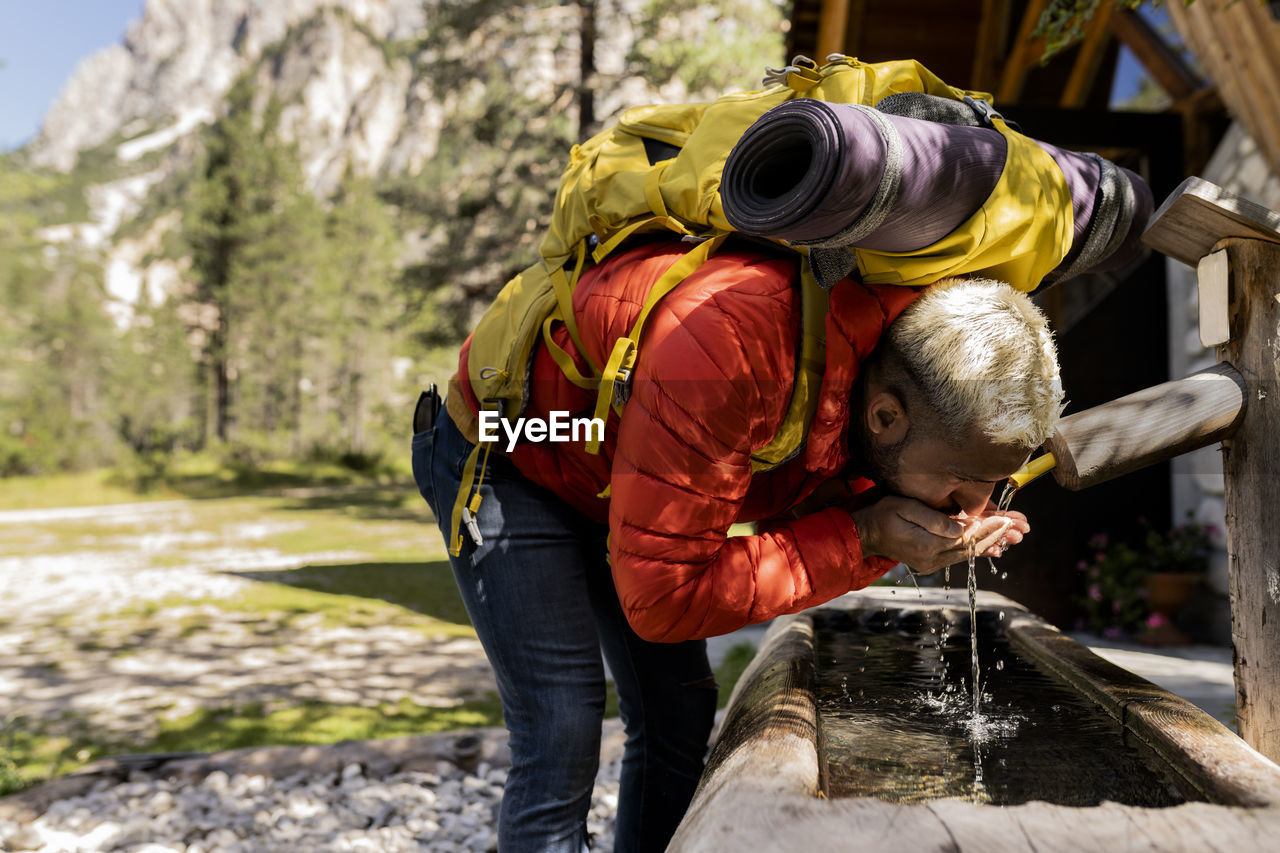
451;238;918;641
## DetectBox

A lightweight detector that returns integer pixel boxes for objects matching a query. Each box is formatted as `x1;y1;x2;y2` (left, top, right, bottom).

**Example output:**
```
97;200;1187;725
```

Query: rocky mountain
31;0;427;175
22;0;784;317
1;0;785;474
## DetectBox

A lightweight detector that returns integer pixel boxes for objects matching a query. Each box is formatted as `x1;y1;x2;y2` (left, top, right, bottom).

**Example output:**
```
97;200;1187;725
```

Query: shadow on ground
238;561;470;626
271;487;427;523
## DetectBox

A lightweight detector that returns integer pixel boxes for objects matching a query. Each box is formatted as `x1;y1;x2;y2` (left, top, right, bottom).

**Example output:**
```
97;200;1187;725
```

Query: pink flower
1087;584;1102;601
1076;560;1089;572
1103;626;1125;639
1146;612;1168;629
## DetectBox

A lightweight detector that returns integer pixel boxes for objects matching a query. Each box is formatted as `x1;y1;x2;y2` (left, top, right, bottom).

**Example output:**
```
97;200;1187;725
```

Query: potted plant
1075;517;1212;644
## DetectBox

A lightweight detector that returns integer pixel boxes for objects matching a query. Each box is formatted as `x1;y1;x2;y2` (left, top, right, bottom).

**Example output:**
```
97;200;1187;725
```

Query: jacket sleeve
605;263;896;643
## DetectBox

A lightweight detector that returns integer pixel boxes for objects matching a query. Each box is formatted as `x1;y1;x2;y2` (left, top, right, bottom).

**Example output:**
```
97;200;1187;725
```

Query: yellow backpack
445;55;1074;555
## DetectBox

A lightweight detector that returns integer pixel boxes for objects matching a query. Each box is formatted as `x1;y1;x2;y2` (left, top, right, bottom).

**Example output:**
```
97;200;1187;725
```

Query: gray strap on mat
797;105;904;290
794;105;905;251
1045;153;1136;285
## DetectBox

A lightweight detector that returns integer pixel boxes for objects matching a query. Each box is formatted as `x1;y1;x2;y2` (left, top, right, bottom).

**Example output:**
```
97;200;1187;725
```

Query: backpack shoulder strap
749;258;829;473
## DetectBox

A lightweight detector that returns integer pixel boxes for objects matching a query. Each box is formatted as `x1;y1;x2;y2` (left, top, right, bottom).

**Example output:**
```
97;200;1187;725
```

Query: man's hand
847;496;1029;574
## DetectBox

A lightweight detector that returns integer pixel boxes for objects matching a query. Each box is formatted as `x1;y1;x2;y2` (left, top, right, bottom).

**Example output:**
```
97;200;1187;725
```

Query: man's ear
864;389;910;446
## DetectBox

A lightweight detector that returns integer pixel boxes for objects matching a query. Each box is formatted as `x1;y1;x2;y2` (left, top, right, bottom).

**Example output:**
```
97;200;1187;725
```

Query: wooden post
815;0;852;60
1143;177;1280;761
1217;237;1280;761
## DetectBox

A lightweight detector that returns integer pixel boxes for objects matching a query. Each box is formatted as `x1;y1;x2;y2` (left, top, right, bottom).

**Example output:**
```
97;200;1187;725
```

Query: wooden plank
1142;176;1280;268
1218;238;1280;765
1108;9;1200;100
971;0;1013;92
997;0;1049;104
1167;0;1280;177
1197;249;1231;347
816;0;852;60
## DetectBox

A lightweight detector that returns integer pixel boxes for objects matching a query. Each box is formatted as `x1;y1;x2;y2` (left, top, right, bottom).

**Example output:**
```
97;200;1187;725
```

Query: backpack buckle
614;367;633;406
963;96;1002;127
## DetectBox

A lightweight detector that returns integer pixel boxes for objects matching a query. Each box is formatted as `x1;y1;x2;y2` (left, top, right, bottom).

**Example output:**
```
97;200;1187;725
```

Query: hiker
410;56;1153;853
412;238;1060;851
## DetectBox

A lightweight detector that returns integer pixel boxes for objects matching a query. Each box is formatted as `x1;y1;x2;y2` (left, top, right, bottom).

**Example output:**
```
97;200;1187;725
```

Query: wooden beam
1108;9;1201;100
1059;1;1115;108
997;0;1049;104
971;0;1013;92
1217;236;1280;764
1142;177;1280;268
816;0;852;60
1167;0;1280;177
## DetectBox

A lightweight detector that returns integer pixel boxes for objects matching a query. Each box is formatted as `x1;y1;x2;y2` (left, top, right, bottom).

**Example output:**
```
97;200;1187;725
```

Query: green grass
147;696;504;754
0;469;176;511
0;455;415;512
198;574;474;637
0;458;766;800
0;695;505;796
1;714;131;797
713;641;757;708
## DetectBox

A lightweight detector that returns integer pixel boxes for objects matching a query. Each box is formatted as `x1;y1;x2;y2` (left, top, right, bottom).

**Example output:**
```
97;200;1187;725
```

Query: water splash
968;542;981;722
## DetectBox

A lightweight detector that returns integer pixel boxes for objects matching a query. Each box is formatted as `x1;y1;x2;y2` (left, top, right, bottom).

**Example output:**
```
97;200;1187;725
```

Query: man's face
857;386;1031;517
867;428;1031;517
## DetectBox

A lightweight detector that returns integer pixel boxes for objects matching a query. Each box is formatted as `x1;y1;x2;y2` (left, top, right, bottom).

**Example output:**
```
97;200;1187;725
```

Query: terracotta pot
1145;571;1202;616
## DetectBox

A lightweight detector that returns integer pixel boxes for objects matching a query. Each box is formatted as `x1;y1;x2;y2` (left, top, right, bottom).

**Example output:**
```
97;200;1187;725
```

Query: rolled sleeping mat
720;98;1006;252
1036;140;1154;284
720;96;1154;289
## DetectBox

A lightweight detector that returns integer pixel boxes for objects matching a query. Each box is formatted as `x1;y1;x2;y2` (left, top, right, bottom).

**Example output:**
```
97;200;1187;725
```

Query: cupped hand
847;496;1029;575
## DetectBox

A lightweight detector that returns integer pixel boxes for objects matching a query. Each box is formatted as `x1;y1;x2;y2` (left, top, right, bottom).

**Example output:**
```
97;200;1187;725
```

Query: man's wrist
846;505;879;560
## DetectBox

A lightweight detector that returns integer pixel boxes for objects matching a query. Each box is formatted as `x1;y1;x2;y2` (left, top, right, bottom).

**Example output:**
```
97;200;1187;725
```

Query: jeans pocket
411;427;438;514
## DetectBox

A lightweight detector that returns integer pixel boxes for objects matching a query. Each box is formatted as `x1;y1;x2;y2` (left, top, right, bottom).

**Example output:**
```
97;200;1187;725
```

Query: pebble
0;754;621;852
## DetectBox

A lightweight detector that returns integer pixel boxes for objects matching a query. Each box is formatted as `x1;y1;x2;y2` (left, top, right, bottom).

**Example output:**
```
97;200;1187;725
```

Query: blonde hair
880;277;1064;448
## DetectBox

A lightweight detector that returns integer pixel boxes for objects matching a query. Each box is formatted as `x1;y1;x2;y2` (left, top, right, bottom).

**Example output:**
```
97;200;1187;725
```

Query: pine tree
184;76;324;455
318;168;400;459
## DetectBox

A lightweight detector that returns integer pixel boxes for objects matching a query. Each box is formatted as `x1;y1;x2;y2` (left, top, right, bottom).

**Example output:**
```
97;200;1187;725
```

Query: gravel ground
0;751;621;852
0;498;625;851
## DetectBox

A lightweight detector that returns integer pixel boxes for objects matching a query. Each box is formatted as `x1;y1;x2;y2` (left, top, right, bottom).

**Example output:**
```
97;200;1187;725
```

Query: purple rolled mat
720;97;1155;287
721;99;1005;252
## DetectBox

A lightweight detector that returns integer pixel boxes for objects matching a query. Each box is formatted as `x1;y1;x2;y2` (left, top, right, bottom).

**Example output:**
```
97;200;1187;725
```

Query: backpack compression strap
446;232;727;554
585;232;728;454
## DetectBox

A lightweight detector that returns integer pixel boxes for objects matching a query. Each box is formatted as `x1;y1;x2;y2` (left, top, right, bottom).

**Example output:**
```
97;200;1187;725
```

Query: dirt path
0;495;495;748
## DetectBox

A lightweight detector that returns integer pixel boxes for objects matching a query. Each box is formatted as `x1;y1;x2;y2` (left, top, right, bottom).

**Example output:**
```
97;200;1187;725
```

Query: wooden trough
669;588;1280;852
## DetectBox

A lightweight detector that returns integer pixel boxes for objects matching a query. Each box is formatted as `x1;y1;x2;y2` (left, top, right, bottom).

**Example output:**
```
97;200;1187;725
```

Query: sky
0;0;147;152
0;1;1153;155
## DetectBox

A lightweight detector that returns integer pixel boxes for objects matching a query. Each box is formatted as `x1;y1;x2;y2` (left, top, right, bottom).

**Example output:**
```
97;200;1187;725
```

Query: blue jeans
412;405;717;852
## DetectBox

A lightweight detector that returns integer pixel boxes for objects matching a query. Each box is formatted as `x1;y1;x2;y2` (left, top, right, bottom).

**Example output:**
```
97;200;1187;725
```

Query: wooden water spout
1040;362;1246;490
